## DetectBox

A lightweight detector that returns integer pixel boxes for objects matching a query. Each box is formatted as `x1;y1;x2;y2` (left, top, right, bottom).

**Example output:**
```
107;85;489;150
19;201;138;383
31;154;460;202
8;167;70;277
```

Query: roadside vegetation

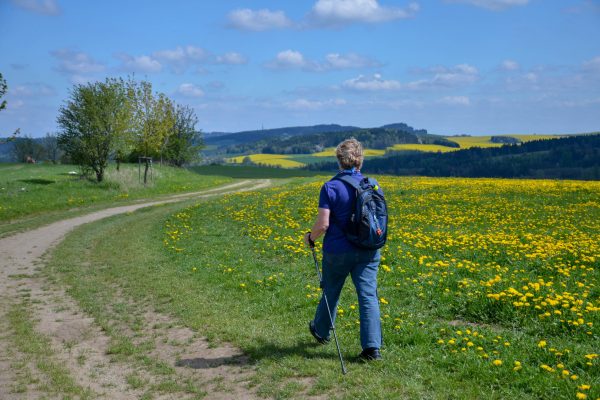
46;175;599;399
57;77;203;184
0;163;231;224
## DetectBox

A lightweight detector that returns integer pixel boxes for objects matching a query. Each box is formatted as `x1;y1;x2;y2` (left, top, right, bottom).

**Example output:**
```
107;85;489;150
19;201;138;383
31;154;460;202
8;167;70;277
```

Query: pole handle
306;231;315;248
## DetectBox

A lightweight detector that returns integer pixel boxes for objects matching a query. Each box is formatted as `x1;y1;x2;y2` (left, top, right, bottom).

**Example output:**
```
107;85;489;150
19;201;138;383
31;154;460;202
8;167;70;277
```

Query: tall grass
0;163;232;223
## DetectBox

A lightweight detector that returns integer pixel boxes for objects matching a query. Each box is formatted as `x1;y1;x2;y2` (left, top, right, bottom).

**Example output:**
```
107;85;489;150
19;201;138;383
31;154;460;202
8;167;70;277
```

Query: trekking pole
309;242;347;375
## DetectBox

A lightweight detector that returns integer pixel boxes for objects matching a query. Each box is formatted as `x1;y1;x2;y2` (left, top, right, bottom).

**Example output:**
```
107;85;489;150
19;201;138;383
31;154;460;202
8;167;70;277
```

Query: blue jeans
313;249;382;350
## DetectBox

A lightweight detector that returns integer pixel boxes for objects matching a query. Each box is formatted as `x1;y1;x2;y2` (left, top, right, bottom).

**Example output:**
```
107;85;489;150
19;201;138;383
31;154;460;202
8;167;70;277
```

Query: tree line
225;127;457;155
56;77;203;183
306;134;600;180
6;134;61;164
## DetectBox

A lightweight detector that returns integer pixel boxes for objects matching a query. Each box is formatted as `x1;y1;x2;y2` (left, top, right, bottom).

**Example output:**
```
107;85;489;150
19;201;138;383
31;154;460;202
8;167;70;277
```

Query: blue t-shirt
318;170;383;254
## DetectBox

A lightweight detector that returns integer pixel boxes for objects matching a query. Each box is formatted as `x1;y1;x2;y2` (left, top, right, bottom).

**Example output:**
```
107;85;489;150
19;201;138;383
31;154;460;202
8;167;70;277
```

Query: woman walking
304;138;385;361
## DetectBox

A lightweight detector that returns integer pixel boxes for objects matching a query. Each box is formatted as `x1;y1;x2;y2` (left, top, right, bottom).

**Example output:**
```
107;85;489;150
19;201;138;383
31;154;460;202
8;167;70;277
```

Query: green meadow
41;172;599;399
0;163;232;236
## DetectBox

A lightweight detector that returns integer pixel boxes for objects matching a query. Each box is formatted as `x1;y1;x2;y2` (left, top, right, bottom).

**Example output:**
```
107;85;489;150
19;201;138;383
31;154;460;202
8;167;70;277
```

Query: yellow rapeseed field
447;135;561;149
227;154;305;168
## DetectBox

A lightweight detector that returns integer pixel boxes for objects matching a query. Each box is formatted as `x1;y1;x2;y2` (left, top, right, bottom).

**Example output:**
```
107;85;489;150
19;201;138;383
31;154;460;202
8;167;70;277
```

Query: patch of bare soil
0;180;269;399
114;291;257;399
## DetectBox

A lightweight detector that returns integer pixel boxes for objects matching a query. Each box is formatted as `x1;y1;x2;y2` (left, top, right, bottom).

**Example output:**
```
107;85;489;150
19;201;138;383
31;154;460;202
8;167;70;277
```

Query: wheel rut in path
0;179;271;399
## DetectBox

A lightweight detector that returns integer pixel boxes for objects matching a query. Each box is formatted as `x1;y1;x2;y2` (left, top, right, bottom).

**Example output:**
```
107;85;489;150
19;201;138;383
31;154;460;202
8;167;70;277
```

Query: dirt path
0;179;271;399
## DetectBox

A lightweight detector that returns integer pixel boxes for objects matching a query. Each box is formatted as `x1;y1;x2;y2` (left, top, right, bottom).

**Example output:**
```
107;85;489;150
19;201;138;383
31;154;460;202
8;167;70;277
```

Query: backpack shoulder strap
332;174;361;191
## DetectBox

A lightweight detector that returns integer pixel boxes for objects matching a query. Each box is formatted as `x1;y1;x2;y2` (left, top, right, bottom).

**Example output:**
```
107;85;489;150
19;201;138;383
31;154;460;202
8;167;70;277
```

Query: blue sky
1;0;599;137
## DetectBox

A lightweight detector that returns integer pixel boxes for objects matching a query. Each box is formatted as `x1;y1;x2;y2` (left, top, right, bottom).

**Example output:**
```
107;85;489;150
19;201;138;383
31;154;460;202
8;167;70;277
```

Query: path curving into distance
0;179;271;399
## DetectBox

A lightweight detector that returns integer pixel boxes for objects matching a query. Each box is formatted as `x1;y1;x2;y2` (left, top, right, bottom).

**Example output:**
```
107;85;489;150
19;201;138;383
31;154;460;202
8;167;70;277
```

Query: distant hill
307;133;600;180
204;124;362;147
223;126;452;156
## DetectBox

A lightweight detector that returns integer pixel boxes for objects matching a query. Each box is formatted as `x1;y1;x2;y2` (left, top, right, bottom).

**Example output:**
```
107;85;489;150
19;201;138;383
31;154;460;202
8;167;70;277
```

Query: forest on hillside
306;134;600;180
224;127;453;155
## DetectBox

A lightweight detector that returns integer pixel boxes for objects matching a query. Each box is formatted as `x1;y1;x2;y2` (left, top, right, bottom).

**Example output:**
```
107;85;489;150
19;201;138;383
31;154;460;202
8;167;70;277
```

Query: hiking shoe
309;321;330;345
358;348;382;361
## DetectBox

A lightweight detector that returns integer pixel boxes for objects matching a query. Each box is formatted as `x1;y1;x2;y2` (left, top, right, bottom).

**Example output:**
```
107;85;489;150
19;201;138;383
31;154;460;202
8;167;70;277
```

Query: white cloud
152;45;208;73
324;53;379;69
560;98;600;108
583;56;600;72
406;64;479;89
216;52;248;65
267;50;378;71
11;0;60;15
110;46;248;75
446;0;529;11
207;81;225;90
228;8;293;31
177;83;205;97
154;45;206;63
11;83;56;97
501;60;519;71
524;72;538;82
70;75;96;85
504;71;541;89
343;74;402;90
386;99;425;108
284;98;347;110
117;54;162;73
51;49;105;75
268;50;307;69
342;64;478;91
309;0;419;26
438;96;471;106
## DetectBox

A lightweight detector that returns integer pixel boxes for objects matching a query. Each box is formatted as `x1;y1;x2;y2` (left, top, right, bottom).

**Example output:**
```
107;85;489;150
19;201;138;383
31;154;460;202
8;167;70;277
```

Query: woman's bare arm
304;207;330;245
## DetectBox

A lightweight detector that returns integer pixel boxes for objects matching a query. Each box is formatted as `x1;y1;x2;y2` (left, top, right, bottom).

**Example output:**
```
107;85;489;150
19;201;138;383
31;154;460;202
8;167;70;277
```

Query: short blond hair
336;138;364;170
